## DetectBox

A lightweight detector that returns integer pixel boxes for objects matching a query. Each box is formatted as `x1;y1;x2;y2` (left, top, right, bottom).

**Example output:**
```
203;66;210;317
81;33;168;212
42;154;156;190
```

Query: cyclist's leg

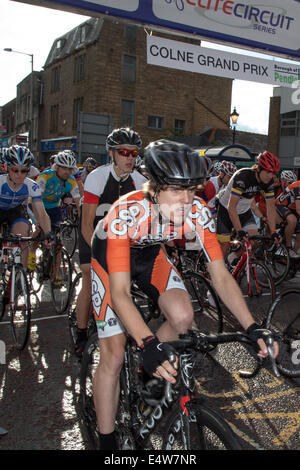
216;203;232;257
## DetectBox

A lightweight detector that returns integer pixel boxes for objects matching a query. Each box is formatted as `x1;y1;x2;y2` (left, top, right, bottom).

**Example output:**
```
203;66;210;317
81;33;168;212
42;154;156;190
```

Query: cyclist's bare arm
296;199;300;216
31;200;51;234
109;271;177;383
265;197;277;233
207;259;279;358
81;203;97;247
227;194;243;232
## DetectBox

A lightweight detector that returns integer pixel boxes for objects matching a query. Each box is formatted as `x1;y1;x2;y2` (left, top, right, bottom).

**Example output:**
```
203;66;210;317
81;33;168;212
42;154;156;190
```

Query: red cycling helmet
257;151;280;173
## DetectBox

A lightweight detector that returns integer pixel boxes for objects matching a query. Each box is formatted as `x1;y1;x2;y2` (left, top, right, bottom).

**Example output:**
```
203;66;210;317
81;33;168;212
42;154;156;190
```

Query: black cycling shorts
0;205;29;230
216;203;257;242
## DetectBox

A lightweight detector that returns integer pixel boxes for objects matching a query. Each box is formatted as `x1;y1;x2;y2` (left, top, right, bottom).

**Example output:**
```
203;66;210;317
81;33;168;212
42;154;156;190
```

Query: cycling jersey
197;176;222;215
83;163;147;226
276;180;300;211
0;173;41;210
36;169;80;209
219;168;274;215
91;190;223;338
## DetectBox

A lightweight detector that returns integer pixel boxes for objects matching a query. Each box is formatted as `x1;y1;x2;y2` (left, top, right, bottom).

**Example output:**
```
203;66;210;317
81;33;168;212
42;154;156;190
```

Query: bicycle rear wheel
163;400;242;450
49;246;72;314
61;222;78;259
10;265;31;350
255;242;290;286
79;332;100;449
265;289;300;377
236;259;275;325
183;272;223;336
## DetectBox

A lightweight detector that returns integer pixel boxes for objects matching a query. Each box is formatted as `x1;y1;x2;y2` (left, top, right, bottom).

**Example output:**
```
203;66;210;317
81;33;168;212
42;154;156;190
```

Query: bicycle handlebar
167;329;280;378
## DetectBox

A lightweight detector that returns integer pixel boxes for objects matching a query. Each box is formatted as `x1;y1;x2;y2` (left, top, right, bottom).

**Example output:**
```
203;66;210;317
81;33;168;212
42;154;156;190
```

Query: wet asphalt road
0;258;299;451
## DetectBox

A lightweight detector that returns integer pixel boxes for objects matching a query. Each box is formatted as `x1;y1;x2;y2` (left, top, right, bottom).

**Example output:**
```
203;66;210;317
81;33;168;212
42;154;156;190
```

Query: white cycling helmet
54;150;77;169
280;170;297;183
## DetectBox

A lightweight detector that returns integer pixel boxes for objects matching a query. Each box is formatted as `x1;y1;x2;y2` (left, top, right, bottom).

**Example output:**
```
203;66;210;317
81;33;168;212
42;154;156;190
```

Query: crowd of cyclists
1;128;300;450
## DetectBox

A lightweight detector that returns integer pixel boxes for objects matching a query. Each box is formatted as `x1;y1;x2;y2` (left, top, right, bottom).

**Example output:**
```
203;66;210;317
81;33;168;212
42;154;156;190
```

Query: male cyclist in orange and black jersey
216;151;280;257
90;140;278;450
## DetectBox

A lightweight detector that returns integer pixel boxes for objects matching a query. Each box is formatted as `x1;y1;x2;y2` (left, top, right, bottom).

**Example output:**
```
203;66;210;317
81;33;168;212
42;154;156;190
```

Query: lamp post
4;48;34;150
230;107;239;144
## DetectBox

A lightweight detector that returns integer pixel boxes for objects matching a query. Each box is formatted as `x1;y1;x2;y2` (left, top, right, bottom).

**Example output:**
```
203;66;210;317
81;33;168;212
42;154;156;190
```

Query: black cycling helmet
106;127;142;151
144;140;207;187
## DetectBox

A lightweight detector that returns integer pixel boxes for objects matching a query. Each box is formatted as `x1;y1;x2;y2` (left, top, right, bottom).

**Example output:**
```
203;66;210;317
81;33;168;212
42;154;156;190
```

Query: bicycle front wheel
163;400;242;450
183;272;223;336
79;332;100;449
10;265;31;350
266;289;300;377
50;246;72;314
236;259;275;325
61;223;78;259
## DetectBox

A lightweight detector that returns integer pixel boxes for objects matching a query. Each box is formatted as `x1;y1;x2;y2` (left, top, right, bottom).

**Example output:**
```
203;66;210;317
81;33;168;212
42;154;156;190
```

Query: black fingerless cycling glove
140;336;175;377
246;322;268;342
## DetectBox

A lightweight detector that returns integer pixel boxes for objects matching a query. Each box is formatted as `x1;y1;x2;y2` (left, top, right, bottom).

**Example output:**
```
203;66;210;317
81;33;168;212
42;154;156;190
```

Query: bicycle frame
0;239;23;306
230;240;262;297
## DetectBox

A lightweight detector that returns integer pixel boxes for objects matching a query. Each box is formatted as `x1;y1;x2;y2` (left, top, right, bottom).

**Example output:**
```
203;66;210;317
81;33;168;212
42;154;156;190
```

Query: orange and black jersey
93;190;223;274
276;180;300;211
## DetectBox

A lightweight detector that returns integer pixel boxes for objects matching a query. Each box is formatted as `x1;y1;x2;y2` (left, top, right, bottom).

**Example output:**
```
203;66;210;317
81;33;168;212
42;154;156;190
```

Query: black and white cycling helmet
54;150;77;169
144;140;207;186
84;157;98;168
4;145;34;167
106;127;142;151
280;170;297;183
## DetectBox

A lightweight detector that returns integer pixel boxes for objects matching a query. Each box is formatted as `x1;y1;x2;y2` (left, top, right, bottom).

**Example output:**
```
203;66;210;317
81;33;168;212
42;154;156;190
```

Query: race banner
27;0;300;60
147;35;300;88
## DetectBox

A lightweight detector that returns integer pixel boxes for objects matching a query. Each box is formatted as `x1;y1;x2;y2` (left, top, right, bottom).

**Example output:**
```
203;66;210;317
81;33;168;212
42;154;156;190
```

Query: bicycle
29;227;72;314
0;231;33;350
224;235;275;326
60;202;79;258
265;288;300;378
79;324;279;450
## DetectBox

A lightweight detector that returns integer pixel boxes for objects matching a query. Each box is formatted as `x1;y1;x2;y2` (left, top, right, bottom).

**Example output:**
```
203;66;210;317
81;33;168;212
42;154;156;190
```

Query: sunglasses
116;148;139;158
10;167;29;174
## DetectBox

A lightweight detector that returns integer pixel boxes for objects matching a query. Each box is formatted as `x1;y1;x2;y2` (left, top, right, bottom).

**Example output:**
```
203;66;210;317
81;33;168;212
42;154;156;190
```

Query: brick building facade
40;17;232;164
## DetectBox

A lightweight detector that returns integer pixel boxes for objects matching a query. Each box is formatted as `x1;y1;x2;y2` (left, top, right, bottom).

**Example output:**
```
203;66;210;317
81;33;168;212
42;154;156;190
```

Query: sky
0;0;297;135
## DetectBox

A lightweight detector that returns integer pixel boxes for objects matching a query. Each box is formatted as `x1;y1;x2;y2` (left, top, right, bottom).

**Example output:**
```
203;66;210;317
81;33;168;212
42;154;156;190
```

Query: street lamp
4;48;34;150
230;107;239;144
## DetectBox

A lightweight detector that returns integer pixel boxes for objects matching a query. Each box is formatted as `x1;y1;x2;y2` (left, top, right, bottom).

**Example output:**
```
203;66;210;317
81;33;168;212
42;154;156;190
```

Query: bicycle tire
236;259;275;325
0;266;8;321
10;264;31;350
49;246;72;314
61;222;78;259
67;271;82;346
79;332;100;449
183;271;223;336
265;289;300;377
255;242;290;286
162;399;242;450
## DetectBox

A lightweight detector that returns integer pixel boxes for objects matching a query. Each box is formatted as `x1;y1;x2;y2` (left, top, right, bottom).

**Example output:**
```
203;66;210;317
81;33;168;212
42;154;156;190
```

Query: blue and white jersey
0;174;42;210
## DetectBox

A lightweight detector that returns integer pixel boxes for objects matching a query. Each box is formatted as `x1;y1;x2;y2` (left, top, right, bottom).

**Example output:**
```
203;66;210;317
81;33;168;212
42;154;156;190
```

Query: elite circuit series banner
44;0;300;59
147;35;300;87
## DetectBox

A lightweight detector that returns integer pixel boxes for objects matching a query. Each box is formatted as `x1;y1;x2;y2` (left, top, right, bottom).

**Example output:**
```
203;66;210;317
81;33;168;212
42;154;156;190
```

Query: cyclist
36;150;81;229
198;160;237;217
80;156;98;184
90;139;278;450
0;145;52;266
216;151;280;257
275;174;300;258
74;127;146;357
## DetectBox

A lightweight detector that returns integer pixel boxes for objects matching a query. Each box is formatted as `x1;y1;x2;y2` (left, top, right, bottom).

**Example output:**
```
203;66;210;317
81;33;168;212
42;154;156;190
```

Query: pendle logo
163;1;295;32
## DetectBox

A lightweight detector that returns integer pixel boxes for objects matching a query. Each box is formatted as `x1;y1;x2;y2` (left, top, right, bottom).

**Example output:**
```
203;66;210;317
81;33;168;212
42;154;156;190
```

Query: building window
73;97;84;130
79;24;88;43
174;119;186;136
125;24;136;41
148;115;164;129
56;38;65;51
123;55;136;82
51;66;61;93
121;100;134;127
74;54;87;82
280;111;297;137
50;104;59;132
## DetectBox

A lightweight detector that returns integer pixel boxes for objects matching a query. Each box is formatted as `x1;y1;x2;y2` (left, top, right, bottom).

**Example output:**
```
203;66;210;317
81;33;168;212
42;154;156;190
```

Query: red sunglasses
116;148;139;158
10;167;29;174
